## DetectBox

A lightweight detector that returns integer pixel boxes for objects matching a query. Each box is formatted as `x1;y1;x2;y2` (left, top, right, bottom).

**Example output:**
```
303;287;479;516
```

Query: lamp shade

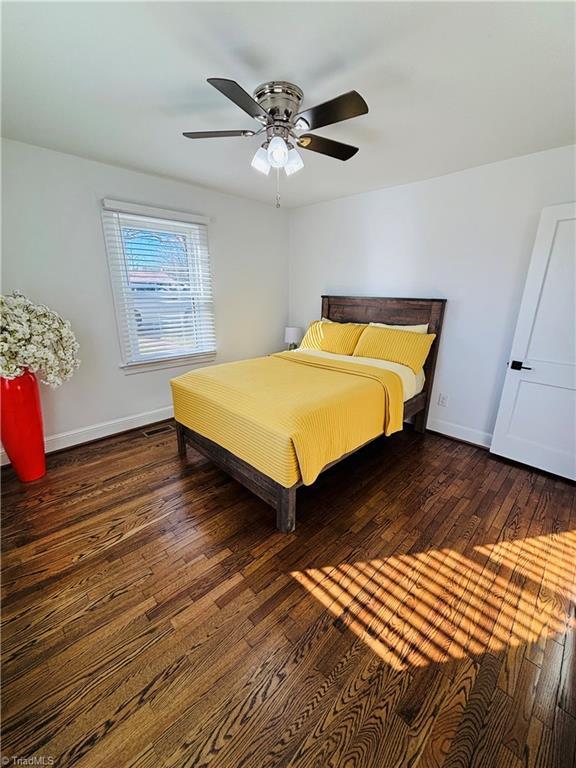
284;326;303;345
284;148;304;176
268;136;289;168
251;147;271;175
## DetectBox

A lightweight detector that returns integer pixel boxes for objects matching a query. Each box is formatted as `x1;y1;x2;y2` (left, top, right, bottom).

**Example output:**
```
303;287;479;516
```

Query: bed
172;295;446;532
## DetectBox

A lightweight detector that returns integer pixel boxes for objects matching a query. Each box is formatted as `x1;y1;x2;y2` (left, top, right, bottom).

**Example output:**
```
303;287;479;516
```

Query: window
101;199;216;370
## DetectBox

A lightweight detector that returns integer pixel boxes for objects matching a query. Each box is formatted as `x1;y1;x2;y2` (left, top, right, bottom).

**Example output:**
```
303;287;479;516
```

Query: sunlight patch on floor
291;531;576;670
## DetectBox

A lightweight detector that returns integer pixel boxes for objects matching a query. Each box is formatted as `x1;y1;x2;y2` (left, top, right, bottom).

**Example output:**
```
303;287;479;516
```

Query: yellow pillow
353;325;436;373
300;320;366;355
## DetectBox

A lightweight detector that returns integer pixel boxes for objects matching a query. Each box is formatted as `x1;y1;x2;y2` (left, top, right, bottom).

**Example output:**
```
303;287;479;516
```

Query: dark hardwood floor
1;423;575;767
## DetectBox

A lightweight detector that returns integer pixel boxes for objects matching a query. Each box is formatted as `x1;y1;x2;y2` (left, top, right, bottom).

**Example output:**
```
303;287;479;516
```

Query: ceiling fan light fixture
267;136;289;168
185;80;367;203
251;146;271;175
284;147;304;176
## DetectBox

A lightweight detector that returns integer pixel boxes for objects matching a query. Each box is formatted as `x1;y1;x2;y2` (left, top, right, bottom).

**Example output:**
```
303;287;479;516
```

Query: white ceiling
2;2;574;207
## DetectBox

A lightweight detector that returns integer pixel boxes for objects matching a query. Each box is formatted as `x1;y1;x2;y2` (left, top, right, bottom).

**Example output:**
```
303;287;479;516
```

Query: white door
491;203;576;480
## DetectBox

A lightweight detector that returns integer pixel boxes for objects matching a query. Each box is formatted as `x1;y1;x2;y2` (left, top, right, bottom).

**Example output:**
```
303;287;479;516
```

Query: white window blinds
101;200;216;369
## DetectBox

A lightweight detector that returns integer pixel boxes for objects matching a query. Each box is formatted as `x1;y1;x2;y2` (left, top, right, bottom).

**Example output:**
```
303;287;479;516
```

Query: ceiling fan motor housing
253;81;304;127
183;78;366;165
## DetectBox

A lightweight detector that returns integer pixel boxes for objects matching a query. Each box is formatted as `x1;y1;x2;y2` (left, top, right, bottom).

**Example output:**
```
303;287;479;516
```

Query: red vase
1;370;46;482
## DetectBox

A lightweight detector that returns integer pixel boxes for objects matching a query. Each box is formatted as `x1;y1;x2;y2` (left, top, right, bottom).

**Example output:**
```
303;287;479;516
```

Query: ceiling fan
182;78;369;178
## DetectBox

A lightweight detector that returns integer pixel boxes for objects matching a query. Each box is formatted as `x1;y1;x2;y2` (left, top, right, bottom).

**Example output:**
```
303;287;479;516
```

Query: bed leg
413;410;427;434
176;423;187;457
276;486;297;533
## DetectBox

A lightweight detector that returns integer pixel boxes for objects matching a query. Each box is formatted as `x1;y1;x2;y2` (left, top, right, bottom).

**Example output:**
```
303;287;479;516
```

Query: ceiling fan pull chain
275;167;281;209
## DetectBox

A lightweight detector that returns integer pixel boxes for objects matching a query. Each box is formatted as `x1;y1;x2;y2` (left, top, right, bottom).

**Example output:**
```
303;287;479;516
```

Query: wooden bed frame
176;295;446;532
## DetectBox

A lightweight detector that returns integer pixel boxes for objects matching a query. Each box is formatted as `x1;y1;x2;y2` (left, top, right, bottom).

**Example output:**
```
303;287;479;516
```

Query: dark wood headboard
321;295;446;425
321;295;445;335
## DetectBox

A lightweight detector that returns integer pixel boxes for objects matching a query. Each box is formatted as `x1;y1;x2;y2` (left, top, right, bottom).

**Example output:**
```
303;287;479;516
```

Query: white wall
288;145;576;447
3;139;574;459
2;139;289;453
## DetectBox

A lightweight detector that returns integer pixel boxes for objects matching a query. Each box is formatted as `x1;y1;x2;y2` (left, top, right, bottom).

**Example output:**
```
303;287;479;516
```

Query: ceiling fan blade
207;78;268;121
182;130;255;139
297;134;359;161
295;90;368;131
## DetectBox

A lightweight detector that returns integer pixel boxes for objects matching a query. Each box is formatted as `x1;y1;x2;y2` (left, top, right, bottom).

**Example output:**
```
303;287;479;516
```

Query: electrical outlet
437;393;448;407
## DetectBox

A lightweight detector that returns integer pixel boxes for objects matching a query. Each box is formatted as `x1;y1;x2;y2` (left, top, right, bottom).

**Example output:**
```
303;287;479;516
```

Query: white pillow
369;321;429;334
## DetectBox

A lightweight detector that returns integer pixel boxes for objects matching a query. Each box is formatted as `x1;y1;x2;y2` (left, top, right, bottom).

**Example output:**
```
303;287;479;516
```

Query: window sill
119;352;216;375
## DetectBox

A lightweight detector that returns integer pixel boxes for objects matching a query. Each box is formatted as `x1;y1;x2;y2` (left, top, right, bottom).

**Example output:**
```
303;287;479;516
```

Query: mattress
286;349;425;401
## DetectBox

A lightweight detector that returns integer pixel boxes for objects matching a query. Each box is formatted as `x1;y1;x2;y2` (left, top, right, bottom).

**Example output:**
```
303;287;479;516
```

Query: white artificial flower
0;291;81;387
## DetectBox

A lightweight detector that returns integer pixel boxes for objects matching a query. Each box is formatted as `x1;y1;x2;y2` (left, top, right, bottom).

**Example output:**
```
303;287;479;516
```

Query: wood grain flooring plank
442;652;504;768
557;608;576;718
467;685;513;768
416;657;479;768
532;636;564;727
551;706;576;768
501;656;541;759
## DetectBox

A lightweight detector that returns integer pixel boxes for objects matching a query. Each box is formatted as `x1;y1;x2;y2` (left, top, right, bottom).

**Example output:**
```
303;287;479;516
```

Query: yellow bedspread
170;351;404;488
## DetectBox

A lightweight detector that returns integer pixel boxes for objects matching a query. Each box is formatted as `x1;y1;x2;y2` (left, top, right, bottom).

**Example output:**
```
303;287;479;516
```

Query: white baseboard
1;409;491;468
1;405;174;466
427;417;492;449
